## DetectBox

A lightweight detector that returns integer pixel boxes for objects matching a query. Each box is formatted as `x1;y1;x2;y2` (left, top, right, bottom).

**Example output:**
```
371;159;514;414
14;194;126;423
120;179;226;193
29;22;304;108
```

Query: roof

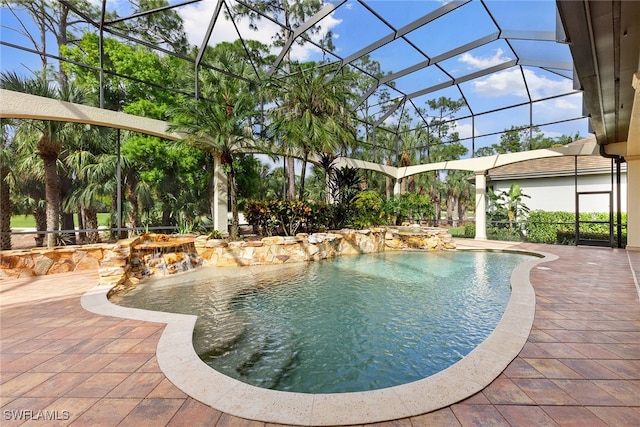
487;137;626;180
556;0;640;147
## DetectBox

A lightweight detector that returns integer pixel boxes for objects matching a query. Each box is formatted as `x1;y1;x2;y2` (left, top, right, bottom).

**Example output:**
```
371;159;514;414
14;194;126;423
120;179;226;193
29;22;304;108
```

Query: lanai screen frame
1;0;589;161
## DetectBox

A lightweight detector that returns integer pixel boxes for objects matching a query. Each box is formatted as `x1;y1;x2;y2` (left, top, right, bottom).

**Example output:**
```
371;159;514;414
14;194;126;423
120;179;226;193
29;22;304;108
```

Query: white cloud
178;1;342;62
553;97;579;110
458;48;512;69
455;121;475;140
473;68;572;99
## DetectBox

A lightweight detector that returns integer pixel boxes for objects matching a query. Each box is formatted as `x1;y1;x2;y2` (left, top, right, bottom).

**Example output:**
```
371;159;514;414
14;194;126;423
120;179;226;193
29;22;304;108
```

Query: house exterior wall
490;172;628;213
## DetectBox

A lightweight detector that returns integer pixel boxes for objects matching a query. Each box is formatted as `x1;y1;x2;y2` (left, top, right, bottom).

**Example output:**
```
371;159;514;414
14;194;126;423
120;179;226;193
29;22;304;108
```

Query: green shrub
557;230;627;246
488;227;523;242
383;193;433;225
525;211;575;243
464;222;476;238
525;211;627;244
245;200;334;236
351;191;384;229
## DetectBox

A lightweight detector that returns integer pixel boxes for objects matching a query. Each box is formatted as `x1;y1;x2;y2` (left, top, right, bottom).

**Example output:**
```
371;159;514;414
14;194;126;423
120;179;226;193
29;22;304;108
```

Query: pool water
112;250;534;393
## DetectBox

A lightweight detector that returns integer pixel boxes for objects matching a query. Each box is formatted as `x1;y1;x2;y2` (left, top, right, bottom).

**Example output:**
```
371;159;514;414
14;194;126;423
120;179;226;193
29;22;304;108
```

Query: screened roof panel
404;1;499;57
484;0;558;31
326;1;396;59
363;0;444;28
457;67;529;114
509;39;573;68
472;104;534;136
366;38;427;74
386;64;451;95
532;93;584;125
521;66;575;101
0;0;591;159
437;40;516;79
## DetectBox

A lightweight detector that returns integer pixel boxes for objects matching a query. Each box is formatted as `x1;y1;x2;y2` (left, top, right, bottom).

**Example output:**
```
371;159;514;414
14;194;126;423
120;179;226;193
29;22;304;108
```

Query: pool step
202;320;298;389
234;333;298;389
194;309;246;359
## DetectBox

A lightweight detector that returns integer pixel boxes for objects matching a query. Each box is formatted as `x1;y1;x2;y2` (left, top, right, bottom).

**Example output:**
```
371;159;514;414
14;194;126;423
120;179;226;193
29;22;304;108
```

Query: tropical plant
264;63;357;200
487;184;530;230
167;60;259;239
1;71;87;247
233;0;334;200
351;190;384;229
0;119;14;249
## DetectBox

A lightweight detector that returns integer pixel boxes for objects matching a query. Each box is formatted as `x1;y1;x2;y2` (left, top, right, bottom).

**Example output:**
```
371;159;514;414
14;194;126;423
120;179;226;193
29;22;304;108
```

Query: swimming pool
112;250;535;393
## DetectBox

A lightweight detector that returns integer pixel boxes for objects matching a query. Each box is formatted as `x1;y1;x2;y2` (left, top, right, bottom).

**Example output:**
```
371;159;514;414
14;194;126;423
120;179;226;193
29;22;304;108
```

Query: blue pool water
112;250;534;393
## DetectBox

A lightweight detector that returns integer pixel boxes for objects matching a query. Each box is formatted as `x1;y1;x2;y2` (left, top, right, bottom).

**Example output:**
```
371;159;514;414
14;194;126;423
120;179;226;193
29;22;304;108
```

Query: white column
213;155;229;234
627;73;640;251
393;179;401;197
475;171;487;240
626;156;640;250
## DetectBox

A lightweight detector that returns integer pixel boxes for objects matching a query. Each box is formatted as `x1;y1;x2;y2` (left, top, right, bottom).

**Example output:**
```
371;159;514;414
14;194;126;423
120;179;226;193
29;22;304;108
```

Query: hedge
461;210;627;246
525;211;627;244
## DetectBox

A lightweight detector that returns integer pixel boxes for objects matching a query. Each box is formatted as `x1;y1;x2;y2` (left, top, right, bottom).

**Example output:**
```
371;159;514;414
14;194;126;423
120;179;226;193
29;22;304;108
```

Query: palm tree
167;89;258;240
265;63;357;200
0;119;14;249
1;72;86;247
63;126;118;243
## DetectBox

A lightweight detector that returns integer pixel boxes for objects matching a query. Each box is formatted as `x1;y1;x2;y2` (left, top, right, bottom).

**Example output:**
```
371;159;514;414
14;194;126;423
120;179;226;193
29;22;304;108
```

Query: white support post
627;155;640;250
213;155;229;234
393;179;401;197
626;73;640;251
475;171;487;240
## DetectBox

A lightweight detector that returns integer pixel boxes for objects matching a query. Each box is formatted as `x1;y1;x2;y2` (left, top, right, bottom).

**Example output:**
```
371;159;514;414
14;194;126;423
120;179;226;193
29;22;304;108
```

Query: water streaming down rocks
131;235;203;277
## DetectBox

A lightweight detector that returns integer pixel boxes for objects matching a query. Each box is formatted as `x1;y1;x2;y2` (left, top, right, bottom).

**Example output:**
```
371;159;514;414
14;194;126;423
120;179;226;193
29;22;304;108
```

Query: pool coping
81;248;556;426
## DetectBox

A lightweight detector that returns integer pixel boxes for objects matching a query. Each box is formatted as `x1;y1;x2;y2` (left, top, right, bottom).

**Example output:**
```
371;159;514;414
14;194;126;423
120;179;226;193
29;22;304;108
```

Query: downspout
600;144;625;248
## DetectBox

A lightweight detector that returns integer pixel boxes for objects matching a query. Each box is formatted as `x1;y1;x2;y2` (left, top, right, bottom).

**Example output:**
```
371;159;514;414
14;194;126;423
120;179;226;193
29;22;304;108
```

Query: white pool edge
81;248;557;426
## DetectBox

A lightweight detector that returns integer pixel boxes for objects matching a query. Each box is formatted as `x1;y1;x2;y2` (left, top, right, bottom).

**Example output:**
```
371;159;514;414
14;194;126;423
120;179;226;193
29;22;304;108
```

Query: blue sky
1;0;589;155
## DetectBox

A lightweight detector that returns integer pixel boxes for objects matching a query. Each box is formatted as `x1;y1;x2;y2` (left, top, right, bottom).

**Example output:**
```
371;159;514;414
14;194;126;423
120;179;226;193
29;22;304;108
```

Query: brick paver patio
1;241;639;426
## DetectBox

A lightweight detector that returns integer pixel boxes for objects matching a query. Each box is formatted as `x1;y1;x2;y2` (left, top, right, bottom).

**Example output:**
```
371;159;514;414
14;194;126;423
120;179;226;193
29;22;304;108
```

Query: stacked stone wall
1;227;455;287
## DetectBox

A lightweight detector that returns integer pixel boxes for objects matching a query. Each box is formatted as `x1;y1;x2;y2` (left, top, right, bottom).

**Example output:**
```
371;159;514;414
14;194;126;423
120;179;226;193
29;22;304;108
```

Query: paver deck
1;240;639;426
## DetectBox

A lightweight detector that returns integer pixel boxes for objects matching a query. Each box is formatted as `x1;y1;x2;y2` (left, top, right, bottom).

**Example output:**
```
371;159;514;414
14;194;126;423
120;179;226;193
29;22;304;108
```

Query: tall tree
1;72;86;247
1;0;105;86
115;0;190;54
265;63;356;200
0;119;14;249
167;53;260;239
233;0;332;200
423;97;467;224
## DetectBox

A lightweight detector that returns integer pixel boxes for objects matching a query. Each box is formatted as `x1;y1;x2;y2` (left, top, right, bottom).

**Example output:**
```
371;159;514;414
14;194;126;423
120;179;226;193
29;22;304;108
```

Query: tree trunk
33;206;46;247
0;167;11;250
446;194;454;226
298;154;308;201
59;173;76;244
43;155;60;248
452;197;459;227
385;158;392;199
83;205;100;243
458;201;468;226
206;153;216;222
431;171;441;226
287;156;296;200
77;209;86;243
125;173;139;236
228;170;239;240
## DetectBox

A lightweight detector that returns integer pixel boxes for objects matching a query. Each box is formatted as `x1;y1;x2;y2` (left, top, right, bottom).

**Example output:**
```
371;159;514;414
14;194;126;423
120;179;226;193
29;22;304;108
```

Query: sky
0;0;589;157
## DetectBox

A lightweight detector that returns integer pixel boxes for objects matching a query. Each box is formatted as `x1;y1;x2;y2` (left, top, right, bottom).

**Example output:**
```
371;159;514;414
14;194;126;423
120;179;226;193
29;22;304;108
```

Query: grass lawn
10;213;112;229
448;226;466;238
